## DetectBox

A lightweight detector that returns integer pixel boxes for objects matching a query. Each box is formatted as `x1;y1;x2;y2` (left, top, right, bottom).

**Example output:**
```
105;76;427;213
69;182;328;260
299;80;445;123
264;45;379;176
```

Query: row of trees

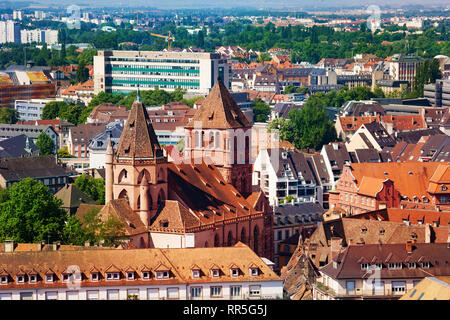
0;178;125;246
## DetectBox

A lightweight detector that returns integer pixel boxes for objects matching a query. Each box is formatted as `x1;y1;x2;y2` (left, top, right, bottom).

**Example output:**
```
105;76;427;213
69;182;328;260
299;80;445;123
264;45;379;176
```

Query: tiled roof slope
185;81;251;129
115;94;163;159
0;244;280;289
349;162;442;201
166;161;261;228
54;184;97;209
320;243;450;279
0;155;73;181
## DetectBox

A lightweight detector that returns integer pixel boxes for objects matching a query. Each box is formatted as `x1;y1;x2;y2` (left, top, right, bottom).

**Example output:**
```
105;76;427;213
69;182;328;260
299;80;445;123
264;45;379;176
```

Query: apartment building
0;20;20;44
93;50;230;95
21;29;58;45
388;54;423;89
0;242;283;300
313;243;450;300
15;98;64;121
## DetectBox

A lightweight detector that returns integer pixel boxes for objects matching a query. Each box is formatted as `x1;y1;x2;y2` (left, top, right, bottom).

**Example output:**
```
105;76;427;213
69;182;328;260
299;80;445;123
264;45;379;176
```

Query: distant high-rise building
13;10;23;21
21;29;58;45
34;11;46;20
94;50;230;95
0;20;21;44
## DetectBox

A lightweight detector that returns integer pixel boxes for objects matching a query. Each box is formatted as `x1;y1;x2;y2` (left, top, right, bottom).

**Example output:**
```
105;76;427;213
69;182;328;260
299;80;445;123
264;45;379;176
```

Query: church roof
115;95;163;159
185;81;251;129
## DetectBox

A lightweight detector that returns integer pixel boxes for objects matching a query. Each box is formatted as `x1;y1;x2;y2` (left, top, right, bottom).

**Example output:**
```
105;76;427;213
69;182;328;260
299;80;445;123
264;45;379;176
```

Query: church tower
105;91;168;226
184;81;253;197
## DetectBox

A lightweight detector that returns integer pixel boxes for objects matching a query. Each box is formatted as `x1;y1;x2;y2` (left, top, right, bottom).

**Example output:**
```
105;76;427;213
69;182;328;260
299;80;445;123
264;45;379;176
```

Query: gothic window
214;234;220;247
227;231;233;247
118;169;128;183
118;189;129;202
215;132;220;149
194;131;200;147
253;226;259;255
240;228;247;244
209;132;214;149
137;169;150;185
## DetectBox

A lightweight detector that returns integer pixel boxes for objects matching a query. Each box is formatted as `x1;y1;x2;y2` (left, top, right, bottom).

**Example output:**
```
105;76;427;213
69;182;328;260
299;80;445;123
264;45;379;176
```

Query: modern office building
388;54;423;89
424;79;450;108
93;50;230;95
15;98;63;121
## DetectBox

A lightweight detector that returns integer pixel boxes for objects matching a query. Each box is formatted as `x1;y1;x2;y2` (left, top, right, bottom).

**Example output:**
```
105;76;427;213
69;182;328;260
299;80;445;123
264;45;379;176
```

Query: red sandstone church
99;81;274;260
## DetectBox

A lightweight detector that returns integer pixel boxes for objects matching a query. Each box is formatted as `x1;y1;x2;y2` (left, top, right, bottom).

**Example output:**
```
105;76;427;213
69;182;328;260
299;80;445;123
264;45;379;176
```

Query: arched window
157;189;166;207
227;231;233;247
194;131;199;147
209;131;214;149
214;234;220;247
253;226;259;255
157;168;165;183
118;189;129;202
234;136;238;164
215;132;220;149
245;136;250;163
137;169;150;185
137;195;140;209
201;131;205;147
204;241;209;247
240;228;247;244
118;169;128;183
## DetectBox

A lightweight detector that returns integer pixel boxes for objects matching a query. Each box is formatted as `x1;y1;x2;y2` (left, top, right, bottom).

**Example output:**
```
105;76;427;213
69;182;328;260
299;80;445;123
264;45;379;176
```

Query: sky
26;0;450;10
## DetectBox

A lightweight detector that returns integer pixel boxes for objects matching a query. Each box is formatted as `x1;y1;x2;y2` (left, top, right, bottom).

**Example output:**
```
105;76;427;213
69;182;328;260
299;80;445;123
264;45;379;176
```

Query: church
100;81;274;260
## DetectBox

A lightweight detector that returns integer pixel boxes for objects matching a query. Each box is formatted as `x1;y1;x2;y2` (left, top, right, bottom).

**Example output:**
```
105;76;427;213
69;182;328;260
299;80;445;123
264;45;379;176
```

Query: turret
105;138;114;203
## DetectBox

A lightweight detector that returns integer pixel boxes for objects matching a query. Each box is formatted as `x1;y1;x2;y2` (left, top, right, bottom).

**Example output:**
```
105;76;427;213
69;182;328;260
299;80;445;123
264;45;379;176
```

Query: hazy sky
27;0;450;10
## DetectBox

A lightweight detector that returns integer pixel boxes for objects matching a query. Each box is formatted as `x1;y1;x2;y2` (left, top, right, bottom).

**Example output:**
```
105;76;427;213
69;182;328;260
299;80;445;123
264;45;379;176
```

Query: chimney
52;241;61;251
4;240;14;253
425;224;431;244
37;240;45;251
330;237;343;260
406;241;413;253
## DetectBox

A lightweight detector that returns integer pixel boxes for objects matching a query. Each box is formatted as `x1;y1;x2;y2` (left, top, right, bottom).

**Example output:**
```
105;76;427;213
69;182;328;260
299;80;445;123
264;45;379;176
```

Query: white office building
15;98;64;122
94;50;231;95
21;29;58;45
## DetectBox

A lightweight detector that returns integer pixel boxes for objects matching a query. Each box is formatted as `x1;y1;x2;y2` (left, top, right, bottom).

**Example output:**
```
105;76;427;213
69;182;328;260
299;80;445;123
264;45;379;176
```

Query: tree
257;53;271;62
75;60;89;83
413;58;442;97
42;101;69;120
57;147;75;158
0;178;66;243
62;207;126;247
36;132;55;155
74;174;105;204
0;107;19;124
253;98;271;122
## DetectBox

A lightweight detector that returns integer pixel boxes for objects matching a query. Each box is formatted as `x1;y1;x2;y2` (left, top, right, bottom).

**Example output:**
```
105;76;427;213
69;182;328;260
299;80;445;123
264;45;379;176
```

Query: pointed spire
106;138;113;155
115;92;163;159
185;80;251;129
135;87;142;103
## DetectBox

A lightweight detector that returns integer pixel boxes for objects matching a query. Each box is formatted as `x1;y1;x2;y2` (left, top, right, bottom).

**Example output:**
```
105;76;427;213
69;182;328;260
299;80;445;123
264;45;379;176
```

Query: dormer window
250;268;259;276
45;274;53;283
156;271;169;279
388;263;402;270
62;274;69;282
91;273;99;282
191;270;200;279
126;272;134;281
373;263;382;269
17;275;25;284
106;272;120;281
421;262;430;268
29;274;37;283
361;263;369;270
408;262;416;269
211;269;220;278
230;268;239;277
1;276;7;284
142;272;150;280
